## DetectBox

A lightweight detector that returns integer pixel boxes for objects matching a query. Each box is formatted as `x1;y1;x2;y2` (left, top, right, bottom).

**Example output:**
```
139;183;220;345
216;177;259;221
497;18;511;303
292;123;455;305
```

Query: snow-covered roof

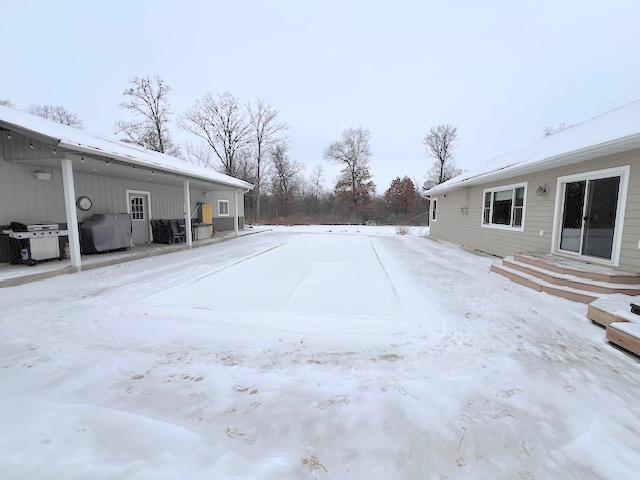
426;100;640;195
0;105;253;190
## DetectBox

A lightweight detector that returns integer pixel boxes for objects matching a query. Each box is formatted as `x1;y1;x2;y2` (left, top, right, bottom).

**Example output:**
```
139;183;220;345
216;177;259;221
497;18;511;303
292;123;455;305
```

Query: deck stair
490;254;640;304
588;294;640;357
491;253;640;356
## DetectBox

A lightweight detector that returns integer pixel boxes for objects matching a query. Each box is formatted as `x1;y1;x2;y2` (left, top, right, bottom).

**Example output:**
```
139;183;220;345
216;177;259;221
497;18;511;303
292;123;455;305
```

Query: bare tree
423;124;460;187
28;104;83;128
115;75;180;156
184;143;214;168
181;92;250;176
0;99;15;108
309;164;324;200
247;99;288;220
324;127;375;218
543;122;572;137
270;142;301;218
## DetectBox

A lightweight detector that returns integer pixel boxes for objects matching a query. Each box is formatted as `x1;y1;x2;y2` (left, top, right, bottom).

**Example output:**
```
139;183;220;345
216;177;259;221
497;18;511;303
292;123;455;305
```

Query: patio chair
169;220;186;244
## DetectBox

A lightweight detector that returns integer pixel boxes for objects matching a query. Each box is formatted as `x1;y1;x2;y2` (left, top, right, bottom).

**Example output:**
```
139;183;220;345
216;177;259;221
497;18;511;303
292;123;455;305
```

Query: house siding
210;190;244;231
0;155;207;225
429;149;640;272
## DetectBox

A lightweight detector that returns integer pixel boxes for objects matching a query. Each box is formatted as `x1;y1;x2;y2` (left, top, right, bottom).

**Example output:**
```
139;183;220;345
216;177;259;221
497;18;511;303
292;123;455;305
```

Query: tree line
1;77;465;225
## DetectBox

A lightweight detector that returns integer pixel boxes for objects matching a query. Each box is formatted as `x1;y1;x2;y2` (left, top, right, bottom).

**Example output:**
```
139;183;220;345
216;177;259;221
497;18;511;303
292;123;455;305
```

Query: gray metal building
0;105;252;271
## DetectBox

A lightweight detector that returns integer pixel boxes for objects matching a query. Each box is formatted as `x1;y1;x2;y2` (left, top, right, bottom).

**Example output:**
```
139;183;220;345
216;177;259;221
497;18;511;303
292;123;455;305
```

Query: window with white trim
218;199;230;216
482;183;526;230
431;198;438;222
130;196;145;220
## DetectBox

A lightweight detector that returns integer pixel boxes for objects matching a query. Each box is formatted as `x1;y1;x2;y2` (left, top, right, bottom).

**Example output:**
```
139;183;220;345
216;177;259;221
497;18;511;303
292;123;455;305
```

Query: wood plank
490;265;542;291
514;254;640;284
587;304;629;327
504;259;640;294
606;324;640;357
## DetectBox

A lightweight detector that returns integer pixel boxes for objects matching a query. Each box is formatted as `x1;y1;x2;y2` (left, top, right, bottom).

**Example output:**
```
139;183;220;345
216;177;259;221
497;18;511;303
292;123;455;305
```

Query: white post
183;180;192;247
61;158;81;270
234;190;239;236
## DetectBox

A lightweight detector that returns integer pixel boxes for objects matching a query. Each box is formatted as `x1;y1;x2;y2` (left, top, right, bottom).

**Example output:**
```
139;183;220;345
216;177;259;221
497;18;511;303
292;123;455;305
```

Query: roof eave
425;133;640;195
58;140;253;191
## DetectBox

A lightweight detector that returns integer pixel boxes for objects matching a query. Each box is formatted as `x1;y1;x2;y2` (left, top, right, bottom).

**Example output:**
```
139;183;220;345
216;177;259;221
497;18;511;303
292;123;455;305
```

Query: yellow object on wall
201;203;213;224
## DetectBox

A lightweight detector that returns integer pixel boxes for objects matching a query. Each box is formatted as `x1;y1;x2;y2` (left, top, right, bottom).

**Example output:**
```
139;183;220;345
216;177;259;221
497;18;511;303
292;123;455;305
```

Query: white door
128;192;150;245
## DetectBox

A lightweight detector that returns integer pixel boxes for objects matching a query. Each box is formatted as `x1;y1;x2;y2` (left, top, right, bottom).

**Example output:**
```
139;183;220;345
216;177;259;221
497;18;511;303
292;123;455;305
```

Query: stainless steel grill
3;222;69;265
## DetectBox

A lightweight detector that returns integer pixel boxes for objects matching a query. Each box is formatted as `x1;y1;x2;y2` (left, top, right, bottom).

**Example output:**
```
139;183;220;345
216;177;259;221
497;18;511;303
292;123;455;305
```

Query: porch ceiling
7;155;242;192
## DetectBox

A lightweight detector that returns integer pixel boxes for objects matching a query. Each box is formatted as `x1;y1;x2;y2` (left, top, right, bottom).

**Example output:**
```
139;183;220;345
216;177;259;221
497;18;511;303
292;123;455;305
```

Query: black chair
169;220;185;244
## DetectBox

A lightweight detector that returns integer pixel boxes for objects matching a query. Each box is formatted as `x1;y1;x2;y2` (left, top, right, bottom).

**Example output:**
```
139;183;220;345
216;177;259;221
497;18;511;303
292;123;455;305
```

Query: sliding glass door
558;175;621;260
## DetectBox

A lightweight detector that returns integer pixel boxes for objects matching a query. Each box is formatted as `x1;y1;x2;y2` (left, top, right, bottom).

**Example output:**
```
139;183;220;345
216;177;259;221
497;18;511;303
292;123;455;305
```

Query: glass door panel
560;181;586;252
581;176;620;259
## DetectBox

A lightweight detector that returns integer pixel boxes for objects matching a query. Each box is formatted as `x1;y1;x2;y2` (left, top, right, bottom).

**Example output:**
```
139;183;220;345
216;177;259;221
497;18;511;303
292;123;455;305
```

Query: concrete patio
0;227;269;288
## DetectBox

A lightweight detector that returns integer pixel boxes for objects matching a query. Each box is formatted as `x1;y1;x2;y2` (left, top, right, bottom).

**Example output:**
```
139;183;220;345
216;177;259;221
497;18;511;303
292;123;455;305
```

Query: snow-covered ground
262;224;430;236
0;230;639;479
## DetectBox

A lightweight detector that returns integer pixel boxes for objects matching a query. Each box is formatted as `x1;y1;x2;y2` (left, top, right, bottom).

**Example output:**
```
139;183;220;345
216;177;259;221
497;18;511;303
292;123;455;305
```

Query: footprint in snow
224;426;257;445
498;388;523;398
301;454;327;473
318;395;350;409
234;385;259;394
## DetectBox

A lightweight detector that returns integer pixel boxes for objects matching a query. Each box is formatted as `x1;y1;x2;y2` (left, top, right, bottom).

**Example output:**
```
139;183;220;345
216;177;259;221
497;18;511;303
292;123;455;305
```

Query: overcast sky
2;0;640;191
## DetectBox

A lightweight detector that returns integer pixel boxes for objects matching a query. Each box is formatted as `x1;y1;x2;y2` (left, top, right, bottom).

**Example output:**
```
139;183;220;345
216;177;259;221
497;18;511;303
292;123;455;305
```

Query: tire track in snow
369;239;401;305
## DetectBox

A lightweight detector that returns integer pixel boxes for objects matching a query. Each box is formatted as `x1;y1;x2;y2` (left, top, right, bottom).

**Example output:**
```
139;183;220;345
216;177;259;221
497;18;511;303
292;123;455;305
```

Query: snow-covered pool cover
0;105;253;190
427;100;640;195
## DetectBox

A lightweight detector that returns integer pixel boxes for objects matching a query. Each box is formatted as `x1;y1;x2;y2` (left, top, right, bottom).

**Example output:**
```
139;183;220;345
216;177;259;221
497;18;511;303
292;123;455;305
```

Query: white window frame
480;182;527;232
218;199;230;217
430;197;438;222
551;165;630;267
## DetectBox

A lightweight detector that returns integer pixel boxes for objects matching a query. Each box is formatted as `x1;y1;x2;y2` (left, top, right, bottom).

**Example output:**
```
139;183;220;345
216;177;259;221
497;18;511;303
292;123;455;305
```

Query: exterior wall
0;154;206;226
0;150;66;225
209;190;245;231
430;149;640;272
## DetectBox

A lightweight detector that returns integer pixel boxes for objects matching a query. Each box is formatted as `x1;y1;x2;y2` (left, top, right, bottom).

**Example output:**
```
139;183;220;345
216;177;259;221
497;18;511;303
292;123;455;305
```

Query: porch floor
0;227;269;288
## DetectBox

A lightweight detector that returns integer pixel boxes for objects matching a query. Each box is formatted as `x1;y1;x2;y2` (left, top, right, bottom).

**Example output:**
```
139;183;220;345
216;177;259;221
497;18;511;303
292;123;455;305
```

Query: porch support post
234;190;239;236
61;158;81;270
183;180;192;247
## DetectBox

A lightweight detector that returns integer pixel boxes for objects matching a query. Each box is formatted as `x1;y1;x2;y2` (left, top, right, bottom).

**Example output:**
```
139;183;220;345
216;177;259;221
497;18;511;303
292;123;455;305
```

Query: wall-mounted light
52;149;57;155
29;143;35;150
6;133;11;140
106;160;111;166
33;171;51;181
536;184;548;196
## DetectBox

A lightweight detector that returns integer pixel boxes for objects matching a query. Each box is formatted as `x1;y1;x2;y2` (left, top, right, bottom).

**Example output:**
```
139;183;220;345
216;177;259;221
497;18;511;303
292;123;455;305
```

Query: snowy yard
1;228;639;479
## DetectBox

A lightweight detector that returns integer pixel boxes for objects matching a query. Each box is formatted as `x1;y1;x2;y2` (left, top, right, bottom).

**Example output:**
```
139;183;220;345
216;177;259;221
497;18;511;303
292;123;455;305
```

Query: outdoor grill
3;222;68;266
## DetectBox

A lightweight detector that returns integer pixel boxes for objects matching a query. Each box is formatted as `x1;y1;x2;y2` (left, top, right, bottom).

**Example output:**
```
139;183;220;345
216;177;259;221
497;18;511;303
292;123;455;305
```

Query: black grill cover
80;214;132;253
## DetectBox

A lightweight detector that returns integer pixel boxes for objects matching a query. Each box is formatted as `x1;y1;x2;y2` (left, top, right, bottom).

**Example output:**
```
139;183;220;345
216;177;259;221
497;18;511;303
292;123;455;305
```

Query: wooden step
490;263;600;304
587;294;637;327
503;258;640;295
606;322;640;357
514;254;640;284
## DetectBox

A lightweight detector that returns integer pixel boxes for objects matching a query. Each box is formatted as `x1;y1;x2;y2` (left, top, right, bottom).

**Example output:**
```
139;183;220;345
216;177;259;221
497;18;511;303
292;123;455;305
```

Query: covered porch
0;112;253;274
